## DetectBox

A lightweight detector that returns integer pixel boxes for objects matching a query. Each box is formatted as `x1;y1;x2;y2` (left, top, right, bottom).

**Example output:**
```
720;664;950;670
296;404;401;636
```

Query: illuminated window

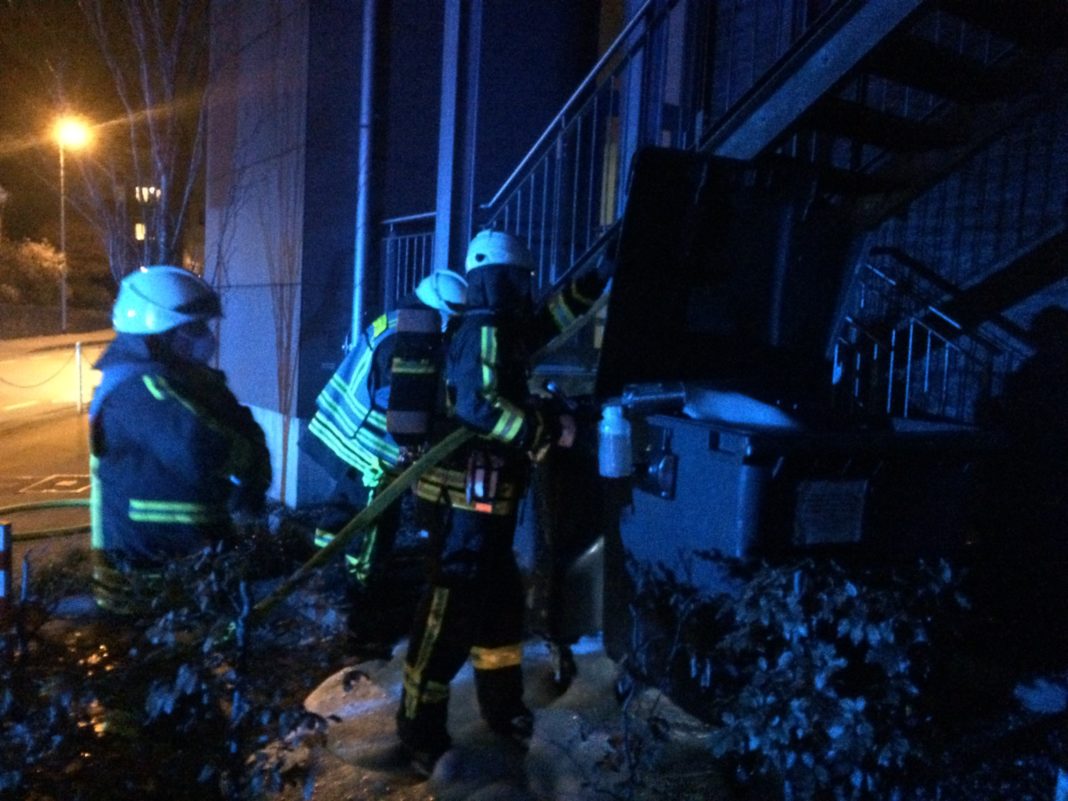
135;186;162;204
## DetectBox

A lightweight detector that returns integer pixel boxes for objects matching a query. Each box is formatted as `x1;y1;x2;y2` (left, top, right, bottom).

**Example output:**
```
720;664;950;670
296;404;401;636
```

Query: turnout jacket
307;313;402;486
89;334;270;567
414;271;606;514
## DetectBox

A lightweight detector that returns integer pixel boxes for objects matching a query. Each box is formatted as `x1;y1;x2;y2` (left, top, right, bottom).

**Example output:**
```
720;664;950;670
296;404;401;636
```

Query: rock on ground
274;635;728;801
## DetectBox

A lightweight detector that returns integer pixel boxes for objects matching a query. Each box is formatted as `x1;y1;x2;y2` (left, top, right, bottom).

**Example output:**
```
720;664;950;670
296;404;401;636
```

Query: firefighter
89;265;271;616
305;270;467;652
395;230;584;776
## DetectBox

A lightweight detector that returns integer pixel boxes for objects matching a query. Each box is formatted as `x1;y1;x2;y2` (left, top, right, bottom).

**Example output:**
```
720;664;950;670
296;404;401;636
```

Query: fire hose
248;426;474;623
0;499;91;541
0;427;475;622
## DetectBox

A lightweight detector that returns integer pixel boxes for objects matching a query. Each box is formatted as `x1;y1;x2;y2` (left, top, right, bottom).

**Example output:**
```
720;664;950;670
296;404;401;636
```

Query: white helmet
414;270;468;313
112;265;221;334
464;230;534;273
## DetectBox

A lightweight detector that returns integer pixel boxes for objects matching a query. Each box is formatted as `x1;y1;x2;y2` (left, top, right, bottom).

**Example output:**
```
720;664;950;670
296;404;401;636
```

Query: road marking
0;476;36;493
3;401;40;411
19;474;91;494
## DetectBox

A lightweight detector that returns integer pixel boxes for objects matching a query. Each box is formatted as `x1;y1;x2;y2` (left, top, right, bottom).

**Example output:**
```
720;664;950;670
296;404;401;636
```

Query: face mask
171;321;217;365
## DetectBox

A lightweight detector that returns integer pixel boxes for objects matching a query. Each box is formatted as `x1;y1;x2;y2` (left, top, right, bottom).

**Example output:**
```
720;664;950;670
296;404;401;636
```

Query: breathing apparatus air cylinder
387;306;445;450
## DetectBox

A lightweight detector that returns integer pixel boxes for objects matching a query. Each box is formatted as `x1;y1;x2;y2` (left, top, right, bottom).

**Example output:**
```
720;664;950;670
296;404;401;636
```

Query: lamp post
53;116;91;333
0;185;9;245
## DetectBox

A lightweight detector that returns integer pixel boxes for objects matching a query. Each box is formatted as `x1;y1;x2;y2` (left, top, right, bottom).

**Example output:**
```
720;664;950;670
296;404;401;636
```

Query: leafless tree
74;0;209;281
254;1;307;502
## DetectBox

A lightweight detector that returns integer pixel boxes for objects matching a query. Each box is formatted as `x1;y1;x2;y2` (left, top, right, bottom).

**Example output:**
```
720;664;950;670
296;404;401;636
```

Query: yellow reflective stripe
315;529;372;576
489;398;525;443
415;466;463;504
347;523;380;582
142;374;167;400
318;384;374;435
404;586;451;719
417;467;518;498
142;374;200;417
89;454;104;550
548;293;575;330
418;465;467;490
469;644;523;670
130;499;221;513
478;324;525;443
371;314;389;338
391;358;437;375
91;552;164;616
315;388;394;453
128;498;227;524
480;326;498;391
328;350;374;393
325;415;396;461
402;667;450;704
309;407;399;467
307;417;381;478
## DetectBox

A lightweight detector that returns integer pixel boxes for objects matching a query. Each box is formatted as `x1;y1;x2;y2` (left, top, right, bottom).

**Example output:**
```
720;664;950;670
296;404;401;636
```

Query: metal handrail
481;0;655;210
382;211;436;226
384;0;848;305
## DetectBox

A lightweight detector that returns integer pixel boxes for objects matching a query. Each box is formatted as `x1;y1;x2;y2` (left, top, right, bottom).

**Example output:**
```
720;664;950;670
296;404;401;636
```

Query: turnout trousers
397;505;527;754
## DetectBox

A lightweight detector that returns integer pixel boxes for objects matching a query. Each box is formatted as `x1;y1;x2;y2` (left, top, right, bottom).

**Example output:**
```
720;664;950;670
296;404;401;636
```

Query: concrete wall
206;0;356;505
206;0;602;507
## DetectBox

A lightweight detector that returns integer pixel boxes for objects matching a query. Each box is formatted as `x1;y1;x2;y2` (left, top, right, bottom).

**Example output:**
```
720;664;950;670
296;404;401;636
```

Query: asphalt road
0;332;110;593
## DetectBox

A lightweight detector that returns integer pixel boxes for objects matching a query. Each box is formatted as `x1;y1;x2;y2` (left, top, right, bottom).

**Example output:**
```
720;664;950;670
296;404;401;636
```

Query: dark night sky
0;0;116;241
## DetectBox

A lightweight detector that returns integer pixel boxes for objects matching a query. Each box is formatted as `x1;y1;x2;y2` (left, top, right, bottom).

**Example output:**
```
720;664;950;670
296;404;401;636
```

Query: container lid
594;147;859;412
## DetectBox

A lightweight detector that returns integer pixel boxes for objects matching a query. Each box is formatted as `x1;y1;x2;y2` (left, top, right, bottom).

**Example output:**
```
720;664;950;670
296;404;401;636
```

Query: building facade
206;0;1068;506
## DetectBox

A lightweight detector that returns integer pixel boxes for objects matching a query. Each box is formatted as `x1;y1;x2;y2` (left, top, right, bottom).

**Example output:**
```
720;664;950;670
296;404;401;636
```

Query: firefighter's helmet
112;265;221;334
415;270;468;314
464;230;534;273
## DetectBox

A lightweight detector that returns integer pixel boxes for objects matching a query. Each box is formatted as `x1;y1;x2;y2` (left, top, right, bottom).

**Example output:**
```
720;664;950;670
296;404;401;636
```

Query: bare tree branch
71;0;208;279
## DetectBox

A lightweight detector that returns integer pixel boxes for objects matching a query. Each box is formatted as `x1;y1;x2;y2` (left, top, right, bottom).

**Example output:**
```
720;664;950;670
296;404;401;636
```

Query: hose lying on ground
0;498;90;541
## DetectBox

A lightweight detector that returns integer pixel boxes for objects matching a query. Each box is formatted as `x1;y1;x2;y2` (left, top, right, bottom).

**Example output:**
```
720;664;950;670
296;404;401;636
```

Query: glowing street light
54;115;92;333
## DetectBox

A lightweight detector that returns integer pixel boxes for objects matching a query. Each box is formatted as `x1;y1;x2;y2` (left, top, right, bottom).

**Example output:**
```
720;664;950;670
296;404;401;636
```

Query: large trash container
578;147;1003;669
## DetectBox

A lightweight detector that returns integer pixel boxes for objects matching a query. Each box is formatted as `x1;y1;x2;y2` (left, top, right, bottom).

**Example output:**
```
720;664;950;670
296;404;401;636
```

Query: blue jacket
89;334;270;567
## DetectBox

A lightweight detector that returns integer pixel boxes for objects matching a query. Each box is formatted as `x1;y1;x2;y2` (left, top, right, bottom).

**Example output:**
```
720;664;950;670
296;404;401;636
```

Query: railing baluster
0;521;11;619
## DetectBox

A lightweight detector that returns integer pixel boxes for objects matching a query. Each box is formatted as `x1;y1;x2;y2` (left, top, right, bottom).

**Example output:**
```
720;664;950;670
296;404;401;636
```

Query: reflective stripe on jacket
308;313;402;485
89;334;270;570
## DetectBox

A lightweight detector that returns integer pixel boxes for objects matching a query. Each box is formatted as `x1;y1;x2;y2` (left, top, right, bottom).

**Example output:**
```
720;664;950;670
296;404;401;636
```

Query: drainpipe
352;0;377;342
434;0;481;274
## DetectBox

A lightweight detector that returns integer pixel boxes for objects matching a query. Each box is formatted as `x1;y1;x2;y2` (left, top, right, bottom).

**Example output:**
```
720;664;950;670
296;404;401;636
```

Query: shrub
625;554;970;800
0;530;343;801
0;238;63;304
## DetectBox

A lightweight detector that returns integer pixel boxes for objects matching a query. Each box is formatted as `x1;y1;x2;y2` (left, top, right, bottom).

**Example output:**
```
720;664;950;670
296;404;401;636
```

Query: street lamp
0;184;9;245
53;115;92;333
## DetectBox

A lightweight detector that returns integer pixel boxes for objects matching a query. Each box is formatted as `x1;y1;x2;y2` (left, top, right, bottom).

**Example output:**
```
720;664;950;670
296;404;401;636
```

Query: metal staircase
753;0;1068;422
379;0;1067;423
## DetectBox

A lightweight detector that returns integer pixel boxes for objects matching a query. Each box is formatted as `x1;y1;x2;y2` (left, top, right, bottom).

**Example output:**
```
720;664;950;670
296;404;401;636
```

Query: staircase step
864;35;1016;103
807;97;966;152
940;0;1068;51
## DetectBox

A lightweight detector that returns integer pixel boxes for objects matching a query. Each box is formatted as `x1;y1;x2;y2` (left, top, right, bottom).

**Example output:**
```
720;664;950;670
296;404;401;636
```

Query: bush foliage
624;553;973;800
0;236;113;311
0;527;343;801
0;238;63;305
